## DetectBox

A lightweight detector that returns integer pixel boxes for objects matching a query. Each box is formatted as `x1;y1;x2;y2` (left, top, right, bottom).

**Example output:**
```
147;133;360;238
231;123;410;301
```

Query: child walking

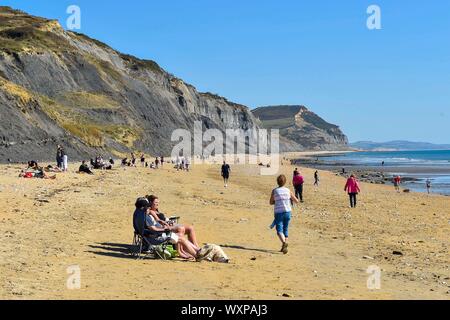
270;175;299;254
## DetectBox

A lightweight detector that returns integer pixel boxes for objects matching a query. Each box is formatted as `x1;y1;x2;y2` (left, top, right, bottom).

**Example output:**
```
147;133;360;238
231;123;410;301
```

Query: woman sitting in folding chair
134;198;200;260
146;195;199;248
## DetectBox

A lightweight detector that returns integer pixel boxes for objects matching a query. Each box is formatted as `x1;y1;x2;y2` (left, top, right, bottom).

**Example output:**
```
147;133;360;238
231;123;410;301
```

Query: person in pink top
293;170;305;203
393;175;401;193
344;174;361;208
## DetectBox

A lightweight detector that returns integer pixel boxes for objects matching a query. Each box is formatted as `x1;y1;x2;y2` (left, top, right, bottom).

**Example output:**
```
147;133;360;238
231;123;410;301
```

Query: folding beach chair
131;231;172;260
131;208;173;260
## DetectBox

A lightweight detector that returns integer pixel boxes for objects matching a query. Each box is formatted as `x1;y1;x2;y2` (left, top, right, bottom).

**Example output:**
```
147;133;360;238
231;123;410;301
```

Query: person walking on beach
131;153;137;167
221;161;231;188
345;174;361;208
314;170;320;187
270;174;299;254
56;145;63;169
426;179;432;194
185;157;191;172
393;175;402;193
62;148;68;172
180;156;186;170
176;155;181;171
293;170;304;203
140;153;145;167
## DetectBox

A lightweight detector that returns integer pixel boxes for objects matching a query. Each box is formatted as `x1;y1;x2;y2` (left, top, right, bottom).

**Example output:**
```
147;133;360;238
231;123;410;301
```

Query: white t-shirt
273;187;292;214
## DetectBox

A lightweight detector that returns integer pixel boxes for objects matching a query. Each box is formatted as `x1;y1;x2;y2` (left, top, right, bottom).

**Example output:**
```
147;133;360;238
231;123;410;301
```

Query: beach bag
165;244;178;258
154;245;172;260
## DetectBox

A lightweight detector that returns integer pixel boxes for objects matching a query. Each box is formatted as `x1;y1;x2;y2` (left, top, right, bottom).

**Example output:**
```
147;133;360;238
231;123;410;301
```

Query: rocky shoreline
332;170;419;185
291;157;421;185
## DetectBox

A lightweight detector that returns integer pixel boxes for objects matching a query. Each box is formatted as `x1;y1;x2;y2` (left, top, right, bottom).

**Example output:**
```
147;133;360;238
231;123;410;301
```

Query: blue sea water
324;150;450;195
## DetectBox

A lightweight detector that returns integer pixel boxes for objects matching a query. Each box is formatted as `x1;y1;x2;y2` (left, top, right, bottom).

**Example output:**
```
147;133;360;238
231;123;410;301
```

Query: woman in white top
270;174;299;254
62;150;68;172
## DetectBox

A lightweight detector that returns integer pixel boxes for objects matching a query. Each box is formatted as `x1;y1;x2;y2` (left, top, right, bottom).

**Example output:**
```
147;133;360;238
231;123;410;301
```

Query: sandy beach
0;159;449;300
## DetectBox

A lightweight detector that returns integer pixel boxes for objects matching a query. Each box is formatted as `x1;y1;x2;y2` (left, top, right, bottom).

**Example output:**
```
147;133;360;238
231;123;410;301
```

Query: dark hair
135;197;150;209
146;195;159;206
277;175;287;187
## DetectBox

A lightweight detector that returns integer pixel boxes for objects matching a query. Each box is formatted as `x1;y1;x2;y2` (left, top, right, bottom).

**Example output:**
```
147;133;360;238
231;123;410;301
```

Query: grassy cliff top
252;105;307;121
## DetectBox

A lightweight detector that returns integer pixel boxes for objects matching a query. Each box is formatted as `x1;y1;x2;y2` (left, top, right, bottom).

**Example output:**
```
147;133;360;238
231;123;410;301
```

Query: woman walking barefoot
270;175;299;254
345;174;361;208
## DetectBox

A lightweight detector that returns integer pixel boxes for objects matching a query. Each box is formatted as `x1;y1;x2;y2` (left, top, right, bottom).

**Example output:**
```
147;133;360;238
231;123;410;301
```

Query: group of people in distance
56;145;68;172
19;160;58;179
144;155;164;169
77;156;114;175
393;175;432;194
386;161;432;193
269;165;437;256
19;146;118;178
175;155;190;171
121;153;165;169
291;168;320;204
18;145;71;179
268;169;362;255
90;156;114;170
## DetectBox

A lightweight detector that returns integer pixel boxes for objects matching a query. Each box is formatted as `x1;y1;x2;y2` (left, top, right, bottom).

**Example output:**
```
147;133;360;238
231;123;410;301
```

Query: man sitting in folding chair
133;198;200;260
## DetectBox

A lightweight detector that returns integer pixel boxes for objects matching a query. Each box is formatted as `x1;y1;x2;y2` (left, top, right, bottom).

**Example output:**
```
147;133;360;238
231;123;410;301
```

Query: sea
320;150;450;195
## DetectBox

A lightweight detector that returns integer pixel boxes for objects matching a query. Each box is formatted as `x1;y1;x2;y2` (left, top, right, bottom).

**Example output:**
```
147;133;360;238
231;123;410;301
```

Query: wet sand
0;160;449;299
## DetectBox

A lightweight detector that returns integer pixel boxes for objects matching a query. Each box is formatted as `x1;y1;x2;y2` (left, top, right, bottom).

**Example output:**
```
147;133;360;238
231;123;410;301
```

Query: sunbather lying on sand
146;194;199;247
44;165;62;173
20;165;56;180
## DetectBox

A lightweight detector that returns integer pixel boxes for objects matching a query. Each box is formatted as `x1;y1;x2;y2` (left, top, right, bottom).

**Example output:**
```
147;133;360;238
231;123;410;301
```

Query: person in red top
344;174;361;208
393;175;401;193
293;170;305;203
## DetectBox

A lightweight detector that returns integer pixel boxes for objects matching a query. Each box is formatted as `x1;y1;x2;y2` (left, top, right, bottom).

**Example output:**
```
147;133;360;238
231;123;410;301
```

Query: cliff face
0;7;260;161
252;105;349;151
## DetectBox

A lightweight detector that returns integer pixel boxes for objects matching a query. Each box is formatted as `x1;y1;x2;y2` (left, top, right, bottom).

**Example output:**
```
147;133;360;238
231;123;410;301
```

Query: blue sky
4;0;450;143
